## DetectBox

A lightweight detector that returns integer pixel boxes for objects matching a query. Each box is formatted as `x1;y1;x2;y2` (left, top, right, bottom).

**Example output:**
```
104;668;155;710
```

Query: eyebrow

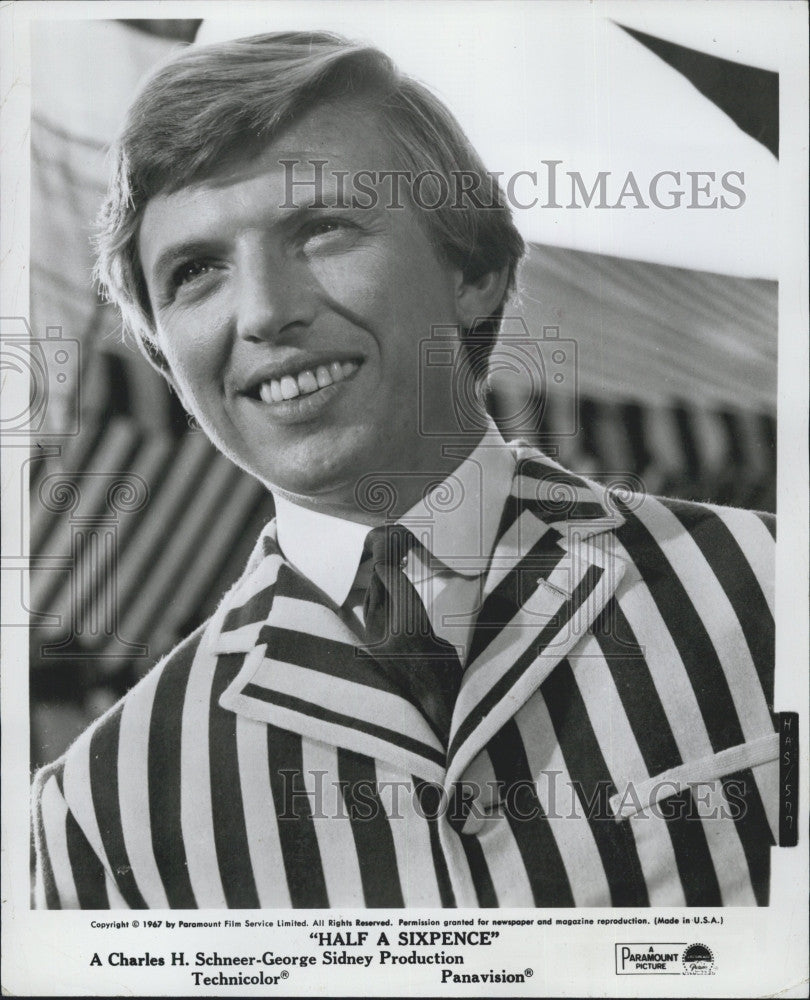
145;199;383;287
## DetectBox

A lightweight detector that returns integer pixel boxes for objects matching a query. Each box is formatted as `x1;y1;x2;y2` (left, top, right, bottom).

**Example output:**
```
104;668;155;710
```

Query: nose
235;243;317;343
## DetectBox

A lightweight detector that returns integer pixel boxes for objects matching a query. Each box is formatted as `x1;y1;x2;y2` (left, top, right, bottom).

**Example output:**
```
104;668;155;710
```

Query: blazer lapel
210;447;627;791
214;528;447;785
445;451;629;789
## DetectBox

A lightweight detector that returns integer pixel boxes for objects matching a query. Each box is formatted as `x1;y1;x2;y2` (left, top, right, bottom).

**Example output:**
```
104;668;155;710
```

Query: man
32;31;778;908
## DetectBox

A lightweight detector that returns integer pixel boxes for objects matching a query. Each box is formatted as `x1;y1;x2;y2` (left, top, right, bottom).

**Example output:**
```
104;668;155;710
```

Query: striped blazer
32;445;778;908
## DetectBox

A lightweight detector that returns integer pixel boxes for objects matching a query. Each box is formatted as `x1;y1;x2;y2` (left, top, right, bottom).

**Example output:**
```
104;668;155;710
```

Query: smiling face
138;101;499;517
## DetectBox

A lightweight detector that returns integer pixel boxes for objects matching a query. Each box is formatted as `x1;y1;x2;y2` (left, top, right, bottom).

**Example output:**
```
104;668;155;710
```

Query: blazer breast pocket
608;731;780;827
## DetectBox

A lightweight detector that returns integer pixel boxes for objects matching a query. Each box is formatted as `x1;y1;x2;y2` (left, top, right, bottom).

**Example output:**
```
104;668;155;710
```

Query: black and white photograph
1;1;807;996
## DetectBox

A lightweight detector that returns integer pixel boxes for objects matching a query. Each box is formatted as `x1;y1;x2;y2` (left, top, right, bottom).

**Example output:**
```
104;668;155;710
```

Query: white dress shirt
274;421;515;662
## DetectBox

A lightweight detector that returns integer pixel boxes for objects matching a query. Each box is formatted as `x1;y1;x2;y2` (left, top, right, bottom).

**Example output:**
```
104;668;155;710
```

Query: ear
455;266;510;328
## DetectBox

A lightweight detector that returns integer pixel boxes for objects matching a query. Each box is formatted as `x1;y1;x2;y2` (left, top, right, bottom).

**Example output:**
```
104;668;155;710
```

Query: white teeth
256;360;360;403
297;370;318;394
280;375;299;400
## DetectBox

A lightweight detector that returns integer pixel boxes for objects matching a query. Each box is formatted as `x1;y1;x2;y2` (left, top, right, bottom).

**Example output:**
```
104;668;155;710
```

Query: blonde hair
96;31;524;378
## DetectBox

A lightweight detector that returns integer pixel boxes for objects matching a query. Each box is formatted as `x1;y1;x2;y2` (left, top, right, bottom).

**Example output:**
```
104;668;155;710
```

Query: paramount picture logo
615;943;686;975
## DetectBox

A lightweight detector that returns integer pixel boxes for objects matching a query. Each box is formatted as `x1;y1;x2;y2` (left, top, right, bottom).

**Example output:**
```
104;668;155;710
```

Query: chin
259;455;368;505
238;432;396;507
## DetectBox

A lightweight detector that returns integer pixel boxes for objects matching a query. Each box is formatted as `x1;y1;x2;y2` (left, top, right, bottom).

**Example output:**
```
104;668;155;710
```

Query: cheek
310;248;392;317
156;305;230;395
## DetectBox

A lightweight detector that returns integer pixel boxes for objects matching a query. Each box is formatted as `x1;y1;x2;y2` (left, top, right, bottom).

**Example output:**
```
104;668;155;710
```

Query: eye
309;220;343;236
171;259;213;290
301;217;357;249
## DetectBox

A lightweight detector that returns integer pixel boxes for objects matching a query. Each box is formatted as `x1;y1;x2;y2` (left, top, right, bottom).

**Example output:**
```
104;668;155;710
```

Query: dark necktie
361;524;462;741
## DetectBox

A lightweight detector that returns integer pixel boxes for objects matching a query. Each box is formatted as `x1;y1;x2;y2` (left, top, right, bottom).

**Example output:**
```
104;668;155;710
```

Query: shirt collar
273;420;514;607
